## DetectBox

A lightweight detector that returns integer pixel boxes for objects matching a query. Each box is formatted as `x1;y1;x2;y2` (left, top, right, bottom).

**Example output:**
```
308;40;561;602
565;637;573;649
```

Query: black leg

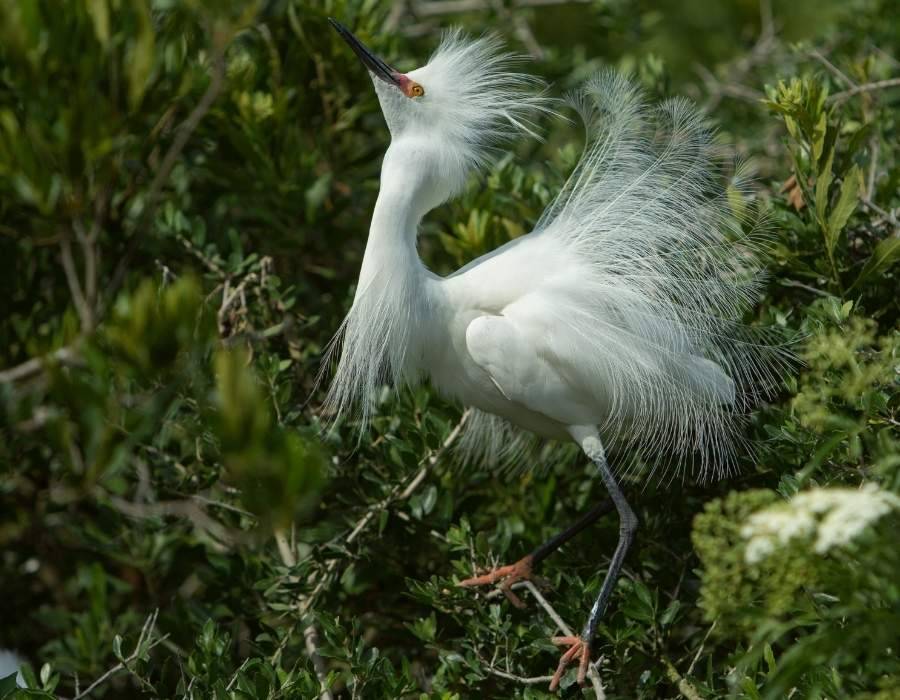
549;431;637;691
580;446;637;642
530;498;615;566
459;498;614;607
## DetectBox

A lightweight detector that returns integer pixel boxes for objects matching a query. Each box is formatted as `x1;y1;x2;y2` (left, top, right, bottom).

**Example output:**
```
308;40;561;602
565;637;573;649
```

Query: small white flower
741;484;899;564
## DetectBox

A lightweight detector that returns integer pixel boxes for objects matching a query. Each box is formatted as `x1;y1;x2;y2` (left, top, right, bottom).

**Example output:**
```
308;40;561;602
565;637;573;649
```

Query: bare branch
808;49;856;88
60;237;93;331
303;625;332;700
0;344;82;384
69;611;165;700
697;0;776;112
488;0;544;59
662;655;704;700
299;410;471;615
413;0;592;16
478;654;553;685
514;581;606;698
108;496;236;549
828;77;900;103
274;527;334;700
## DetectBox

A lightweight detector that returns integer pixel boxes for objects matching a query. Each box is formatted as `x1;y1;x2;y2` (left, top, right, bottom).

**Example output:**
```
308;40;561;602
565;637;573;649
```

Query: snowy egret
325;19;784;690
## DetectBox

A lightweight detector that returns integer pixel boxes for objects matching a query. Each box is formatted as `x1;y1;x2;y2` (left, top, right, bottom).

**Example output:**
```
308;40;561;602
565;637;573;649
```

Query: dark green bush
1;0;897;698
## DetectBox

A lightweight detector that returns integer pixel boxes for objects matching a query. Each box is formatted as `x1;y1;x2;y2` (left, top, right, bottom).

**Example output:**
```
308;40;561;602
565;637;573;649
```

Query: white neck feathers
323;160;431;426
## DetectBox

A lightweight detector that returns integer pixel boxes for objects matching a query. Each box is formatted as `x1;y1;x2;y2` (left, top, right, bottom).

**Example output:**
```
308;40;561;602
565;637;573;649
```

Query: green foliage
694;486;899;699
693;490;783;631
1;0;898;699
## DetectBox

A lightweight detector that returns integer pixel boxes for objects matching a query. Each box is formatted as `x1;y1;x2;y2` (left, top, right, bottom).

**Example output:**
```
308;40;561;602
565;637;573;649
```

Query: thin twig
60;237;93;331
662;655;704;700
514;581;606;698
0;344;83;384
299;410;471;615
862;197;899;229
808;49;856;88
866;135;879;200
108;496;235;549
778;278;830;297
827;77;900;103
479;657;553;685
685;620;716;676
303;625;332;700
412;0;592;16
70;611;165;700
274;527;334;700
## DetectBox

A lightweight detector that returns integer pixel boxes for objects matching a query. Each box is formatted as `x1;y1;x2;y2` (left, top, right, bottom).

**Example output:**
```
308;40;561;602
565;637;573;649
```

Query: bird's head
329;19;550;210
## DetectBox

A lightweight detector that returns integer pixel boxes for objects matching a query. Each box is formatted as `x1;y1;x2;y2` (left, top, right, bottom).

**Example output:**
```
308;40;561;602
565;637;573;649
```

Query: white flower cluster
741;484;900;564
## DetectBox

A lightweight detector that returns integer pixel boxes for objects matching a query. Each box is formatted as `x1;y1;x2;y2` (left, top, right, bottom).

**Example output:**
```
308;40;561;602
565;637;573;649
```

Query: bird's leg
550;430;637;692
458;499;614;608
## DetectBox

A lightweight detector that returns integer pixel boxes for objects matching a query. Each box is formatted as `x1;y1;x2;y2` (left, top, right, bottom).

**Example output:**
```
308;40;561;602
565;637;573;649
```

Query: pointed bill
328;18;402;88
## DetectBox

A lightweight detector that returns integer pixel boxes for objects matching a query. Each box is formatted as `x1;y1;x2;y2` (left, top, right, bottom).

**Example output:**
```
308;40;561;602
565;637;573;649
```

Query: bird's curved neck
358;177;427;292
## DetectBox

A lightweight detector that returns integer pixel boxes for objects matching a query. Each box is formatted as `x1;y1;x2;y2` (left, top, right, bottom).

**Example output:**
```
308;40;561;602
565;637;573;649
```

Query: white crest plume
373;30;554;191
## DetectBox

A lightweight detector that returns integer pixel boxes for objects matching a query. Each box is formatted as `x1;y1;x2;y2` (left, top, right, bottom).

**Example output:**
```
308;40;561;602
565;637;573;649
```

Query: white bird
325;20;785;690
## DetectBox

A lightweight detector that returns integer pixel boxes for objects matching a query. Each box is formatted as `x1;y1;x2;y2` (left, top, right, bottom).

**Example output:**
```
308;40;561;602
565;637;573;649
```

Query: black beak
328;18;402;88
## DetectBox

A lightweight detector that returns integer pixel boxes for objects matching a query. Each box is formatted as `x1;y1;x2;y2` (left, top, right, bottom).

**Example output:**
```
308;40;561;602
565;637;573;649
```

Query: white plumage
322;30;784;482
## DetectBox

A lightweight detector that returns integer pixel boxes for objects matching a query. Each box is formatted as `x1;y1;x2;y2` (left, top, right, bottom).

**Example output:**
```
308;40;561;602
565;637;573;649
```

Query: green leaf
811;110;828;165
0;673;18;696
85;0;110;47
126;0;155;107
763;644;777;675
825;165;861;255
815;146;834;228
850;236;900;290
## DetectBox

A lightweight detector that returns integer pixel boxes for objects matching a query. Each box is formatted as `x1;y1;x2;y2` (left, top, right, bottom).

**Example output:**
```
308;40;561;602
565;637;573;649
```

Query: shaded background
1;0;898;698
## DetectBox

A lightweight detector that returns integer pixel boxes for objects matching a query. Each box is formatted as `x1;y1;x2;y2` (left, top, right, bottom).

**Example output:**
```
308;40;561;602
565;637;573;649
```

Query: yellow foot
457;554;534;608
549;635;591;692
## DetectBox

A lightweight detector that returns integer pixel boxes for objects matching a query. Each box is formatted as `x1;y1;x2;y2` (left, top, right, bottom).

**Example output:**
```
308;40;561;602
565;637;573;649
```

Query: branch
662;656;704;700
412;0;592;16
808;49;856;88
478;655;553;685
303;625;332;700
0;344;82;384
274;527;334;700
513;581;606;698
777;278;830;297
3;40;229;388
60;237;93;331
299;410;471;615
108;496;236;550
697;0;776;112
70;611;165;700
828;77;900;103
488;0;544;59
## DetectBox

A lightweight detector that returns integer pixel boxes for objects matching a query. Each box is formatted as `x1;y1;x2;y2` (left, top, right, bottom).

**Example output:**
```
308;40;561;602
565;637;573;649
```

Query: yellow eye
410;83;425;98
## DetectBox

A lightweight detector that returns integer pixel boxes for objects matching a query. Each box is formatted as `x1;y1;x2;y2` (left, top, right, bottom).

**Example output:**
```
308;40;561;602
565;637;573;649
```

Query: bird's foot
549;635;591;692
457;554;534;608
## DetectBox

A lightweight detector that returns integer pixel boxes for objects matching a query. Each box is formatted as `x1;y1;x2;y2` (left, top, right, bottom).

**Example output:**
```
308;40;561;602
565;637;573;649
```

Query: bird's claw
549;635;591;691
457;554;534;608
